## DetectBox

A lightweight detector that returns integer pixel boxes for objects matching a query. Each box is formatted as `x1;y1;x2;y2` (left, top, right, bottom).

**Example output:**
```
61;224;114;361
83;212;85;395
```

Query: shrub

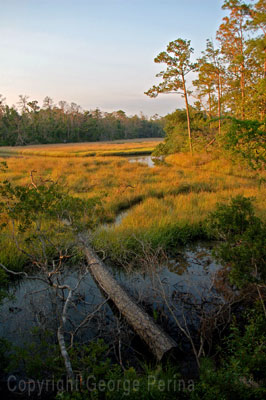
206;195;266;289
221;118;266;170
192;309;266;400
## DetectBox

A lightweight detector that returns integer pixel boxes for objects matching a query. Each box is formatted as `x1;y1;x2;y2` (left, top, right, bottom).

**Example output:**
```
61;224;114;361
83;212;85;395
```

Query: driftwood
83;246;177;361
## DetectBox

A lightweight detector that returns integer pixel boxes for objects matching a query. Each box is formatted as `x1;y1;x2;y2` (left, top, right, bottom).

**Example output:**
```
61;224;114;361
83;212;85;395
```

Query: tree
153;107;210;155
216;0;250;119
42;96;54;110
221;117;266;169
0;97;164;145
17;94;29;114
0;95;6;116
145;38;196;155
193;63;215;119
246;0;266;119
249;0;266;79
193;40;225;135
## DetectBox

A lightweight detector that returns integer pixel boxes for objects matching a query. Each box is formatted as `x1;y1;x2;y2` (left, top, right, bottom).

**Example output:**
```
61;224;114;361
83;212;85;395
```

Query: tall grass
1;147;265;264
0;139;161;158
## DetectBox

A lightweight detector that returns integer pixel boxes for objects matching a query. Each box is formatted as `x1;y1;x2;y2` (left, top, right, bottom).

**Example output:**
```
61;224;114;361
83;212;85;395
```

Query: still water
127;155;164;167
0;242;222;347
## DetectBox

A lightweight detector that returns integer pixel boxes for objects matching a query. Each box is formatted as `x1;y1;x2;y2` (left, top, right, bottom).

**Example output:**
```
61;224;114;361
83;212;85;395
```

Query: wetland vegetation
0;0;266;398
0;138;265;399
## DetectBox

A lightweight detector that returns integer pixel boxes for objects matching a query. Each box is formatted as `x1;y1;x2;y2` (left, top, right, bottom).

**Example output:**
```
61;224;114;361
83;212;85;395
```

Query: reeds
1;144;265;264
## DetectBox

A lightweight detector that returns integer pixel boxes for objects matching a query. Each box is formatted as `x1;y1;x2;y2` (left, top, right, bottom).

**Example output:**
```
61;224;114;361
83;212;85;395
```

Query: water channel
0;239;222;348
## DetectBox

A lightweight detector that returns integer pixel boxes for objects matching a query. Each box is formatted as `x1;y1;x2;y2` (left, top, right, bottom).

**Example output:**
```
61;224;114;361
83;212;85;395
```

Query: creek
0;240;222;348
126;155;164;167
0;177;224;372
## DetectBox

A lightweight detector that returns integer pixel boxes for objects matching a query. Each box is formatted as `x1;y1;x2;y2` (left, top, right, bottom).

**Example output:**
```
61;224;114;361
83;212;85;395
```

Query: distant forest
0;95;165;146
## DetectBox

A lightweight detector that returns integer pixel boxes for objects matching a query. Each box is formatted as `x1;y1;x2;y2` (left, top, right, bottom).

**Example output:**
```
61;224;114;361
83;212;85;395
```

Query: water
0;268;116;346
0;153;22;159
114;209;129;226
113;242;222;322
127;155;164;167
101;209;129;229
0;242;222;347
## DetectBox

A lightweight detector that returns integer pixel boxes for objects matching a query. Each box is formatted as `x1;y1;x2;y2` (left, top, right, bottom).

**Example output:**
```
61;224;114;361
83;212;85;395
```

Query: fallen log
82;245;178;361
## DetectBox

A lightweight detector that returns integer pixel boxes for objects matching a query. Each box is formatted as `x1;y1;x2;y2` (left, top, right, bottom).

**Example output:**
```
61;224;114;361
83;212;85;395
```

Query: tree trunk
217;73;221;135
240;25;245;120
264;51;266;80
240;64;245;119
57;324;75;382
57;286;75;381
208;90;212;118
182;72;193;156
83;246;178;361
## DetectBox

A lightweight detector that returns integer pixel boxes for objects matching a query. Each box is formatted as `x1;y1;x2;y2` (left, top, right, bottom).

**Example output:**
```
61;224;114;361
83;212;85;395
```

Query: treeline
0;96;164;146
148;0;266;161
194;0;266;123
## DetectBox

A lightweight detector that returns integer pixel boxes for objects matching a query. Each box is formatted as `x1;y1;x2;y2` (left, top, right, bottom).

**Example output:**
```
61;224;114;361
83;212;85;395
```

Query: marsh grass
0;234;28;272
0;144;265;264
0;139;161;158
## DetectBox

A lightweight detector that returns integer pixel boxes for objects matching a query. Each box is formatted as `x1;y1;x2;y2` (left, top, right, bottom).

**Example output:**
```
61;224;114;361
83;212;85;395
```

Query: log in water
82;245;177;361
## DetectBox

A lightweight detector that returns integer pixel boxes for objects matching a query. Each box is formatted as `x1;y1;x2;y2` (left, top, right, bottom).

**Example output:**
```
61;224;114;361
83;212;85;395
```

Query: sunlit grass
0;139;162;158
1;145;265;263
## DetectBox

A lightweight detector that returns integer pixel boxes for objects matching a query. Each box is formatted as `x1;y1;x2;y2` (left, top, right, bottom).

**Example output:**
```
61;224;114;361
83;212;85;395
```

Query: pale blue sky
0;0;225;116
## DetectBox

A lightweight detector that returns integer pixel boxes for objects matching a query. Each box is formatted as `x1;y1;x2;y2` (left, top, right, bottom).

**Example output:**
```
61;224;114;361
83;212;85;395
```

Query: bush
206;195;266;289
221;118;266;170
153;107;212;156
192;309;266;400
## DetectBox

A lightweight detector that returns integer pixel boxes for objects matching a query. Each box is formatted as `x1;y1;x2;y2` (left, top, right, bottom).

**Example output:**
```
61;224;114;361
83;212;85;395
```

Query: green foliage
57;341;187;400
0;235;27;271
0;338;11;371
206;195;266;288
0;101;164;146
69;339;112;379
0;168;100;243
193;39;223;122
93;220;205;265
221;118;266;169
192;309;266;400
150;1;266;158
8;328;63;379
145;39;196;99
206;195;258;239
0;161;7;172
0;166;102;276
145;38;195;154
0;179;95;232
153;108;212;155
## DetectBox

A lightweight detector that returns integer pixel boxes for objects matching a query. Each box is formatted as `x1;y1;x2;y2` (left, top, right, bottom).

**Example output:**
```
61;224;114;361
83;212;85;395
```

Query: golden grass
1;145;265;259
0;139;162;158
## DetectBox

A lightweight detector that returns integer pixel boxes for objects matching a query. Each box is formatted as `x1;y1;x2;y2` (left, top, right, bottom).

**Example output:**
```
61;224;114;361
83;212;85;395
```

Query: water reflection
0;270;113;346
127;155;165;167
0;242;222;347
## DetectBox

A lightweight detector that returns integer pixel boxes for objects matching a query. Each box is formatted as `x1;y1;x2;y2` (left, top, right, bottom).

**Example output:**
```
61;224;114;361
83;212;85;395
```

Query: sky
0;0;225;117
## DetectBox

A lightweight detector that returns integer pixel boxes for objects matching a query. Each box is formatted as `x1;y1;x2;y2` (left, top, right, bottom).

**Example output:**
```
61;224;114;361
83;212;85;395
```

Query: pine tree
145;38;196;155
193;39;225;134
217;0;251;119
